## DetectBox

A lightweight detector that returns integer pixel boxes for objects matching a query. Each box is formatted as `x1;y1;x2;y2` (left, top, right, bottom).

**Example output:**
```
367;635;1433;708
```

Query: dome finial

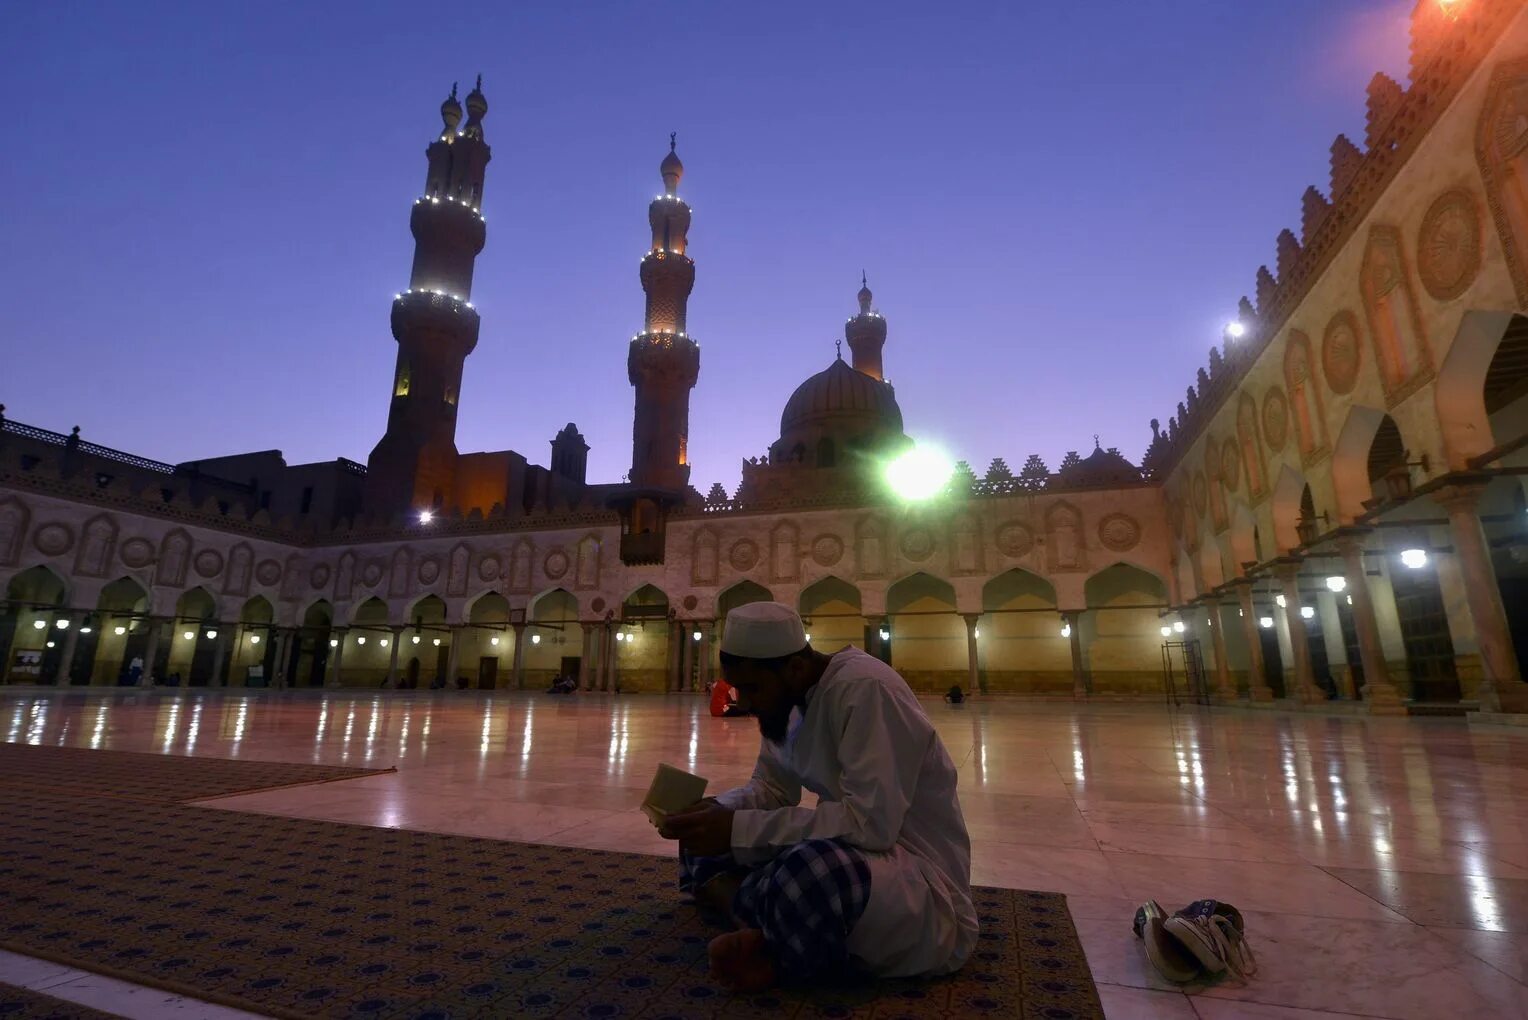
836;339;843;361
1094;434;1101;450
440;81;463;134
857;271;873;315
462;74;488;138
660;133;684;195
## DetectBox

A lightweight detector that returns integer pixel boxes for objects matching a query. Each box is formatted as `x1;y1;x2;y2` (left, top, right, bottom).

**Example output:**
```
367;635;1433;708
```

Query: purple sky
0;2;1412;495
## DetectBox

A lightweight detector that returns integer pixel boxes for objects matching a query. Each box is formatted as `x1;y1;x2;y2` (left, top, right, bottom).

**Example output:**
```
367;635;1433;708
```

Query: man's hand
661;802;735;856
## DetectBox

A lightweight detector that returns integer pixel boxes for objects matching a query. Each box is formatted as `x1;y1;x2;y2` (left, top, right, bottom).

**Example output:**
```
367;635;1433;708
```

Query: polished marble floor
1;688;1525;1019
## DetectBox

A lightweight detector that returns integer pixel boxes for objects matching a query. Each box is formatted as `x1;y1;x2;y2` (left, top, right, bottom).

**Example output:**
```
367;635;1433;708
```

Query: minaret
627;134;700;491
845;272;887;381
365;78;491;518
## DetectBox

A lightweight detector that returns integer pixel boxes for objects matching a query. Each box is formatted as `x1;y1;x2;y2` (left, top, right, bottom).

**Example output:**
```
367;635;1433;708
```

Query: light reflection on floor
1;687;1525;1018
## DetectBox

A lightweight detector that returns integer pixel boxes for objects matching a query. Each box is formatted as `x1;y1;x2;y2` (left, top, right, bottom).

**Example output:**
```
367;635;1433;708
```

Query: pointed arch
799;575;862;615
981;568;1056;610
1360;223;1433;401
1236;391;1268;499
1083;562;1168;607
175;586;219;622
467;591;510;624
238;595;274;625
886;571;956;613
348;595;389;627
407;592;449;625
717;579;773;617
1269;464;1309;555
1434;309;1520;467
1331;405;1408;521
5;564;68;606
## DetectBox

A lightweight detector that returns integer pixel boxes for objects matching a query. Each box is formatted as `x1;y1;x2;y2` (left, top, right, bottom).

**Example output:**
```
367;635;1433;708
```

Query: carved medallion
994;520;1035;558
255;559;283;587
729;539;760;571
1220;439;1241;493
310;563;332;589
361;561;383;587
1191;472;1208;516
478;554;501;582
682;595;698;611
543;549;569;580
120;537;155;569
193;548;224;578
899;525;934;562
417;557;441;585
810;534;844;567
32;523;73;557
1262;387;1290;452
1417;188;1482;301
1097;513;1142;553
1321;311;1362;395
591;597;607;613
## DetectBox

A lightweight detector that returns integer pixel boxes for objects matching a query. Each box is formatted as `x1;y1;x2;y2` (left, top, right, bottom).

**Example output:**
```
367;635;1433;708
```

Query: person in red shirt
709;678;747;717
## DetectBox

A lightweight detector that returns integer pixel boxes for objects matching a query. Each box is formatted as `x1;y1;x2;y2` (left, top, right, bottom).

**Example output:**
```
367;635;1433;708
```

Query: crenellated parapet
1141;0;1521;480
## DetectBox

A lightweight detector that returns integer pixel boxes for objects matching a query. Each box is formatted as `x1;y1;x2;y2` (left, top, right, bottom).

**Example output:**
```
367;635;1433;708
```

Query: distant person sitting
943;684;965;704
548;674;577;695
709;677;747;717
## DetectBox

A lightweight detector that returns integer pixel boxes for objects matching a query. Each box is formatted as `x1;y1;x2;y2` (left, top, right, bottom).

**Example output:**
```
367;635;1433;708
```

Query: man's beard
758;707;792;745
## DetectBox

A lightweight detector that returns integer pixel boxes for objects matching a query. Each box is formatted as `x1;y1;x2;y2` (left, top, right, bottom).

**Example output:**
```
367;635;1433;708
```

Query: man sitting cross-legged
660;601;978;992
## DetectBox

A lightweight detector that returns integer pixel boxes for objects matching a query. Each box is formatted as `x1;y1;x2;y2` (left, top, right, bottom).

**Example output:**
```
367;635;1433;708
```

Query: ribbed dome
1056;444;1142;487
781;359;903;436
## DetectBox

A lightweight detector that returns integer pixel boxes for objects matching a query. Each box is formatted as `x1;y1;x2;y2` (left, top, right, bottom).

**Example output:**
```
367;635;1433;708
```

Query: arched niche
799;576;861;651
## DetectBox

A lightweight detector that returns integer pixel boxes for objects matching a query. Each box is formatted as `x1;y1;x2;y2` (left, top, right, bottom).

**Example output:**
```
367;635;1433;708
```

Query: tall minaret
627;135;700;491
365;78;491;517
844;272;887;381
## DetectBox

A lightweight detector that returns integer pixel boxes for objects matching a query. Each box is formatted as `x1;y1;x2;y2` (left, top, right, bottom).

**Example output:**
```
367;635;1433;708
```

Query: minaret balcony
391;289;482;344
409;199;488;251
627;331;699;386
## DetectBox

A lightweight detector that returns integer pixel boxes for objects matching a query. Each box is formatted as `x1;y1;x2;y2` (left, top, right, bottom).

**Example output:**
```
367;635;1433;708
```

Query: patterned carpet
0;744;1103;1019
0;981;118;1019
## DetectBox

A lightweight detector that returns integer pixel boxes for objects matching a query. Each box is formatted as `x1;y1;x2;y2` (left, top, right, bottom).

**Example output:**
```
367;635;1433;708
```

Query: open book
641;762;709;827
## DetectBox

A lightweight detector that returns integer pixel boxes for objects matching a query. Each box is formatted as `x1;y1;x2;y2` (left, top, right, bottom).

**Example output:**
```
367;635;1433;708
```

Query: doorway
1390;564;1461;703
478;656;499;690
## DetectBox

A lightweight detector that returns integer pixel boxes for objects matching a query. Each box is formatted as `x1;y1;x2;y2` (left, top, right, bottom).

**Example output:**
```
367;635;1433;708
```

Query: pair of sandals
1132;899;1258;983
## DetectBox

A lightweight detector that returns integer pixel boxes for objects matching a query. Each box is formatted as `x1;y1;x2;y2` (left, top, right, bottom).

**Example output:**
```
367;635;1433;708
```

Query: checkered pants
679;838;872;982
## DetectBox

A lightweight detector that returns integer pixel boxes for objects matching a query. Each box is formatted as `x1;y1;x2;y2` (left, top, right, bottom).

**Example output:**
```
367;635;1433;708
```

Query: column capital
1432;479;1492;515
1272;557;1304;581
1332;526;1373;556
960;613;982;626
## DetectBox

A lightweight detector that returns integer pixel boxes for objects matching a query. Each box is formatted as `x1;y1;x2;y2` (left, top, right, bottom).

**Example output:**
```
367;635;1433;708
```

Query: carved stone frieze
1097;512;1142;553
691;529;719;586
543;548;569;580
417;556;441;586
33;522;74;557
575;535;600;590
994;519;1035;559
255;558;282;587
193;548;224;579
810;533;844;568
729;539;759;572
1416;188;1482;301
1044;501;1085;572
225;543;253;596
770;522;800;583
1191;472;1208;516
1220;439;1241;493
310;563;333;590
1262;387;1290;452
361;561;383;588
120;537;155;569
478;553;501;582
899;525;934;563
74;515;117;578
0;498;30;567
1321;310;1363;395
446;544;469;597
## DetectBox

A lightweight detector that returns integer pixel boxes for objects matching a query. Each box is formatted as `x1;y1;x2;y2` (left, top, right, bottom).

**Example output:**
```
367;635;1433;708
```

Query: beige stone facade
3;2;1526;714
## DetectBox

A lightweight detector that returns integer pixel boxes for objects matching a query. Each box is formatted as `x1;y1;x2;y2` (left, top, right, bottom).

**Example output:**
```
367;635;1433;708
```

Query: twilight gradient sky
0;1;1413;494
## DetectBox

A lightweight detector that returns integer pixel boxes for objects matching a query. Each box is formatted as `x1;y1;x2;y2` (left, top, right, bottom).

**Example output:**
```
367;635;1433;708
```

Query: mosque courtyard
0;688;1522;1019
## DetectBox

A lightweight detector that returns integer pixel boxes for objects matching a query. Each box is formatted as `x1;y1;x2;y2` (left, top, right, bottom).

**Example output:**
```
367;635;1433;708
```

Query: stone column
699;620;714;687
1275;560;1321;704
1063;610;1089;699
579;623;596;690
141;618;162;687
1436;482;1522;713
604;623;618;692
1335;531;1405;714
1316;591;1354;699
866;615;887;663
511;622;527;690
679;622;695;692
207;626;228;688
270;628;290;688
444;626;462;691
961;614;983;695
383;627;403;689
52;616;80;686
664;623;679;693
328;628;347;687
1233;581;1274;701
1206;599;1237;701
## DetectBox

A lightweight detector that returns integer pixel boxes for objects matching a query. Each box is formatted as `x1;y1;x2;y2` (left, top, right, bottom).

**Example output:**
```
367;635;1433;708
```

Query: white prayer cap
721;601;808;659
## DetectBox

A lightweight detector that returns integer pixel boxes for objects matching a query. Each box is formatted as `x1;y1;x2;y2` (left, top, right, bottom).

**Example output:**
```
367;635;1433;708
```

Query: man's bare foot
693;873;742;922
708;928;777;992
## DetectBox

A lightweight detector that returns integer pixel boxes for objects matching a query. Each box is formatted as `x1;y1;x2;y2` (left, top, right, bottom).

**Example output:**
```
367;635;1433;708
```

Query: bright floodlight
1160;625;1172;638
1325;576;1347;593
1173;621;1186;633
1060;623;1072;638
1300;606;1315;619
1400;548;1428;569
1259;616;1274;629
885;445;954;501
418;510;434;524
1226;321;1247;339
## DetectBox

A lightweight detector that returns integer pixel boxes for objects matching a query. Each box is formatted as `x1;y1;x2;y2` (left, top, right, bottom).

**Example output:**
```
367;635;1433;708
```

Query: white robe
716;647;979;977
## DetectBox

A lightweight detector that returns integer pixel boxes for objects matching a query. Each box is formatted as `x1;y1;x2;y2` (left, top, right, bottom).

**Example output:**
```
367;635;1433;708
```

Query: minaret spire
365;78;491;518
845;272;887;381
628;136;700;491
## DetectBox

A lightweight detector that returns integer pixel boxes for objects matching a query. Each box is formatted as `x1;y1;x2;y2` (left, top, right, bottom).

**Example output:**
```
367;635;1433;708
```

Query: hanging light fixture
1259;616;1274;629
1325;576;1346;593
1300;606;1315;620
1400;548;1428;569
